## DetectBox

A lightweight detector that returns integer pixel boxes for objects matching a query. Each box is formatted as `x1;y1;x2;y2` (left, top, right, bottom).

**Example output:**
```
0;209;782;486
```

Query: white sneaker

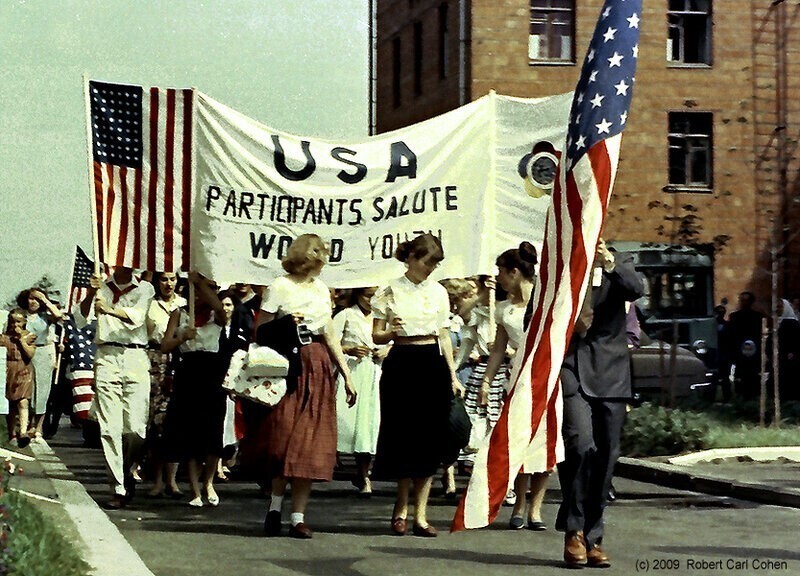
503;490;517;506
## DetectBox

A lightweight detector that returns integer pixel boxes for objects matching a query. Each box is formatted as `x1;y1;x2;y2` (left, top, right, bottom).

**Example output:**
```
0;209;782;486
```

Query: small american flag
68;246;94;311
63;317;97;420
453;0;641;531
88;80;193;272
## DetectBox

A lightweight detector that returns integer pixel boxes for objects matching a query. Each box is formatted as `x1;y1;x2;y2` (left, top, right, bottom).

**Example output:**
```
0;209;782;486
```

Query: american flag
87;80;193;272
63;317;97;420
452;0;641;531
68;245;95;311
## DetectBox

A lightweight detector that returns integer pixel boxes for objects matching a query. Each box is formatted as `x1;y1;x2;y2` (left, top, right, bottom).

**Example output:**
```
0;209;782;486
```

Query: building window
667;0;712;65
439;3;449;79
529;0;575;63
413;21;423;96
668;112;713;190
392;37;402;108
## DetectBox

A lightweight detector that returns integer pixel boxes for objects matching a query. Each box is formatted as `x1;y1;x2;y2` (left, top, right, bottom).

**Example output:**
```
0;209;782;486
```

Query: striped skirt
459;360;508;461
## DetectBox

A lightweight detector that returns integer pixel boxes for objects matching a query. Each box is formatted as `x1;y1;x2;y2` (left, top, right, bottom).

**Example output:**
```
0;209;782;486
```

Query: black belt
101;342;147;349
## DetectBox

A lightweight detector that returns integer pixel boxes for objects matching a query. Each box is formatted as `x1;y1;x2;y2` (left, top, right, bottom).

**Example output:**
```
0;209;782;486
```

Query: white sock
269;495;283;512
290;512;304;526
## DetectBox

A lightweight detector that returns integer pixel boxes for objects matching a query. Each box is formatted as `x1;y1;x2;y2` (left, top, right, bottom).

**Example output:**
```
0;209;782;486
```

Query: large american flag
87;80;193;272
452;0;641;531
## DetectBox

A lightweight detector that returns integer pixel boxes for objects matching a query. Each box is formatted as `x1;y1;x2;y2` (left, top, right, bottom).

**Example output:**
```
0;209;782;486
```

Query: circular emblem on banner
741;339;757;358
518;141;561;198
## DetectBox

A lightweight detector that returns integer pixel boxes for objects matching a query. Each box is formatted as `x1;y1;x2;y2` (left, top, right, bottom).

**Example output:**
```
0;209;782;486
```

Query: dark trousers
556;385;627;548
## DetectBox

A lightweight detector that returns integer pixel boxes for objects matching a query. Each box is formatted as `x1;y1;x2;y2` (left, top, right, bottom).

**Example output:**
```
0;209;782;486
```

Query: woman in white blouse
478;242;551;531
162;272;226;507
256;234;356;540
371;233;464;538
144;272;185;498
333;287;386;497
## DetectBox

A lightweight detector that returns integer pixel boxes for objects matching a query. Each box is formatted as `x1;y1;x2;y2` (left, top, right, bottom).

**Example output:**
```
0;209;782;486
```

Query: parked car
630;331;715;400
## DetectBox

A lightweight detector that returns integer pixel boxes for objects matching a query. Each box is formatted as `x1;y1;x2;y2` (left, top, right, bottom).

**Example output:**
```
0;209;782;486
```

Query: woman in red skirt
256;234;356;539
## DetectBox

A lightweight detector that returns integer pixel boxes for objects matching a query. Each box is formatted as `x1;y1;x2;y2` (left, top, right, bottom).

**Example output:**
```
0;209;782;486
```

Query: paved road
43;424;800;576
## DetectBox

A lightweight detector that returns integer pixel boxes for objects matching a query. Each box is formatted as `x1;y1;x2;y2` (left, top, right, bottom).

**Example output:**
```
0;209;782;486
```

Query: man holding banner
74;267;154;509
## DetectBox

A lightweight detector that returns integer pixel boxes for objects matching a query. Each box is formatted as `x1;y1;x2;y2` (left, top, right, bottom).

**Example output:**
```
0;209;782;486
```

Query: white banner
192;91;571;288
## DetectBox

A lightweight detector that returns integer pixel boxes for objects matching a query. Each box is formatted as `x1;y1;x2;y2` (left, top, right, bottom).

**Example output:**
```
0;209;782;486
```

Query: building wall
377;0;800;307
376;0;465;133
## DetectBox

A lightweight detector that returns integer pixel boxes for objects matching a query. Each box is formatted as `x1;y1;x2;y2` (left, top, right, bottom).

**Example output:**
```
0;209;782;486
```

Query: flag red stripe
164;89;176;272
116;166;129;266
104;164;114;259
147;88;159;271
588;141;613;208
93;162;105;263
133;168;143;269
181;89;193;271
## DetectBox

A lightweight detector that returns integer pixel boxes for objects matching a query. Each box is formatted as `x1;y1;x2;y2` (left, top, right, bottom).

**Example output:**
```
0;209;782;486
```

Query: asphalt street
33;423;800;576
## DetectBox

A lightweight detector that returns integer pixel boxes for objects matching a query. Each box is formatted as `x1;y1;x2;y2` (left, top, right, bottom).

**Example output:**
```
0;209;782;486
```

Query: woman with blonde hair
256;234;356;539
371;233;464;537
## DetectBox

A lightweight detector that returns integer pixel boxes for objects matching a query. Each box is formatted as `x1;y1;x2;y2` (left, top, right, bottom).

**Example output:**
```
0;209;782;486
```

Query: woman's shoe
147;487;164;498
527;519;547;531
205;485;220;507
412;523;438;537
509;516;525;530
264;510;282;536
390;517;408;536
188;496;203;507
358;477;372;498
165;485;183;499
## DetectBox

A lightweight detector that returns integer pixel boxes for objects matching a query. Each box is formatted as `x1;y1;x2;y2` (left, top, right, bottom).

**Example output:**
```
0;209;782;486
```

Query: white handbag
223;345;289;407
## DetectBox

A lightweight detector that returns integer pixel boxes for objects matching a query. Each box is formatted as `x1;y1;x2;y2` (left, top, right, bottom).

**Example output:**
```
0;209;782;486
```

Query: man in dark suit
556;239;644;568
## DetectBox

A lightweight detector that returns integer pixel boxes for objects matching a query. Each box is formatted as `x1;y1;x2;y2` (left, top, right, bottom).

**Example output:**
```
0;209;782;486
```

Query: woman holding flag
478;242;551;531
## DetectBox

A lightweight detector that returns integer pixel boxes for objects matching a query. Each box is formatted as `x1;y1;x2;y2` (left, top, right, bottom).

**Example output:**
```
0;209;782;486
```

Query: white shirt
333;305;376;349
371;275;450;337
496;300;526;351
260;276;332;335
73;278;154;346
146;295;187;344
176;309;222;353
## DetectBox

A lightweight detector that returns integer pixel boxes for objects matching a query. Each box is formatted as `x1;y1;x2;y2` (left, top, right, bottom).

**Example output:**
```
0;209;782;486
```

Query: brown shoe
288;522;313;539
103;495;127;510
412;523;438;537
564;530;587;568
390;517;407;536
587;543;611;568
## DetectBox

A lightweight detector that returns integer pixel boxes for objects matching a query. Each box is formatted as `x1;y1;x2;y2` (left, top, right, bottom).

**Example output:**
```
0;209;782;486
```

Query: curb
30;440;156;576
616;456;800;509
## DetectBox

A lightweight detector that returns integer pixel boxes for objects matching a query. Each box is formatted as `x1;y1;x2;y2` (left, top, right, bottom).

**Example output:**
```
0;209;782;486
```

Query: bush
621;402;709;457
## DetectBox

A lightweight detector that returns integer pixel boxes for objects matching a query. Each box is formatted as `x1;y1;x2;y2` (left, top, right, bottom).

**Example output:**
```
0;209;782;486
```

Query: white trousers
93;346;150;495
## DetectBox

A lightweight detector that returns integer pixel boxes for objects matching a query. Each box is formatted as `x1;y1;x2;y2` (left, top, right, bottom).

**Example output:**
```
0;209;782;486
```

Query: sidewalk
616;447;800;508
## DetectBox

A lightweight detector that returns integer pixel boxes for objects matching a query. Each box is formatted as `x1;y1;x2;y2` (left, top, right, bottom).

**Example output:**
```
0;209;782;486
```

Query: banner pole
82;74;101;275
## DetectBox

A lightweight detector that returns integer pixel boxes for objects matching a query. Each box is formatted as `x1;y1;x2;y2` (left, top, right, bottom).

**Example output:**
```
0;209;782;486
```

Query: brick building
374;0;800;320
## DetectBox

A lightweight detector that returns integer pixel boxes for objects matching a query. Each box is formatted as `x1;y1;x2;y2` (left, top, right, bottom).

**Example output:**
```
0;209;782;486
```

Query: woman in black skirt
162;272;227;507
372;233;464;537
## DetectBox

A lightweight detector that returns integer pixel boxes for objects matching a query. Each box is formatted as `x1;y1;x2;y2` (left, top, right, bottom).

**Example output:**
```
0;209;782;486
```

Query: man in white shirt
75;267;154;509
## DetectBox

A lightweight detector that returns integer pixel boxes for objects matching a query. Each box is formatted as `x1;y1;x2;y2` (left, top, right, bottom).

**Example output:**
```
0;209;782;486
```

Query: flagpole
82;73;101;275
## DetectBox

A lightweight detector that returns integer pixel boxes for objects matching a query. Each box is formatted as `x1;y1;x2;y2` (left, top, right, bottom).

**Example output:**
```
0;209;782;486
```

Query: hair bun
518;241;538;264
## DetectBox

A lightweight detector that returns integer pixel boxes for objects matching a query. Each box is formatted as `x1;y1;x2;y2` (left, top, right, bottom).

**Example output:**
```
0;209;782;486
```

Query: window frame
666;0;713;67
665;111;714;193
413;21;423;97
528;0;576;66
